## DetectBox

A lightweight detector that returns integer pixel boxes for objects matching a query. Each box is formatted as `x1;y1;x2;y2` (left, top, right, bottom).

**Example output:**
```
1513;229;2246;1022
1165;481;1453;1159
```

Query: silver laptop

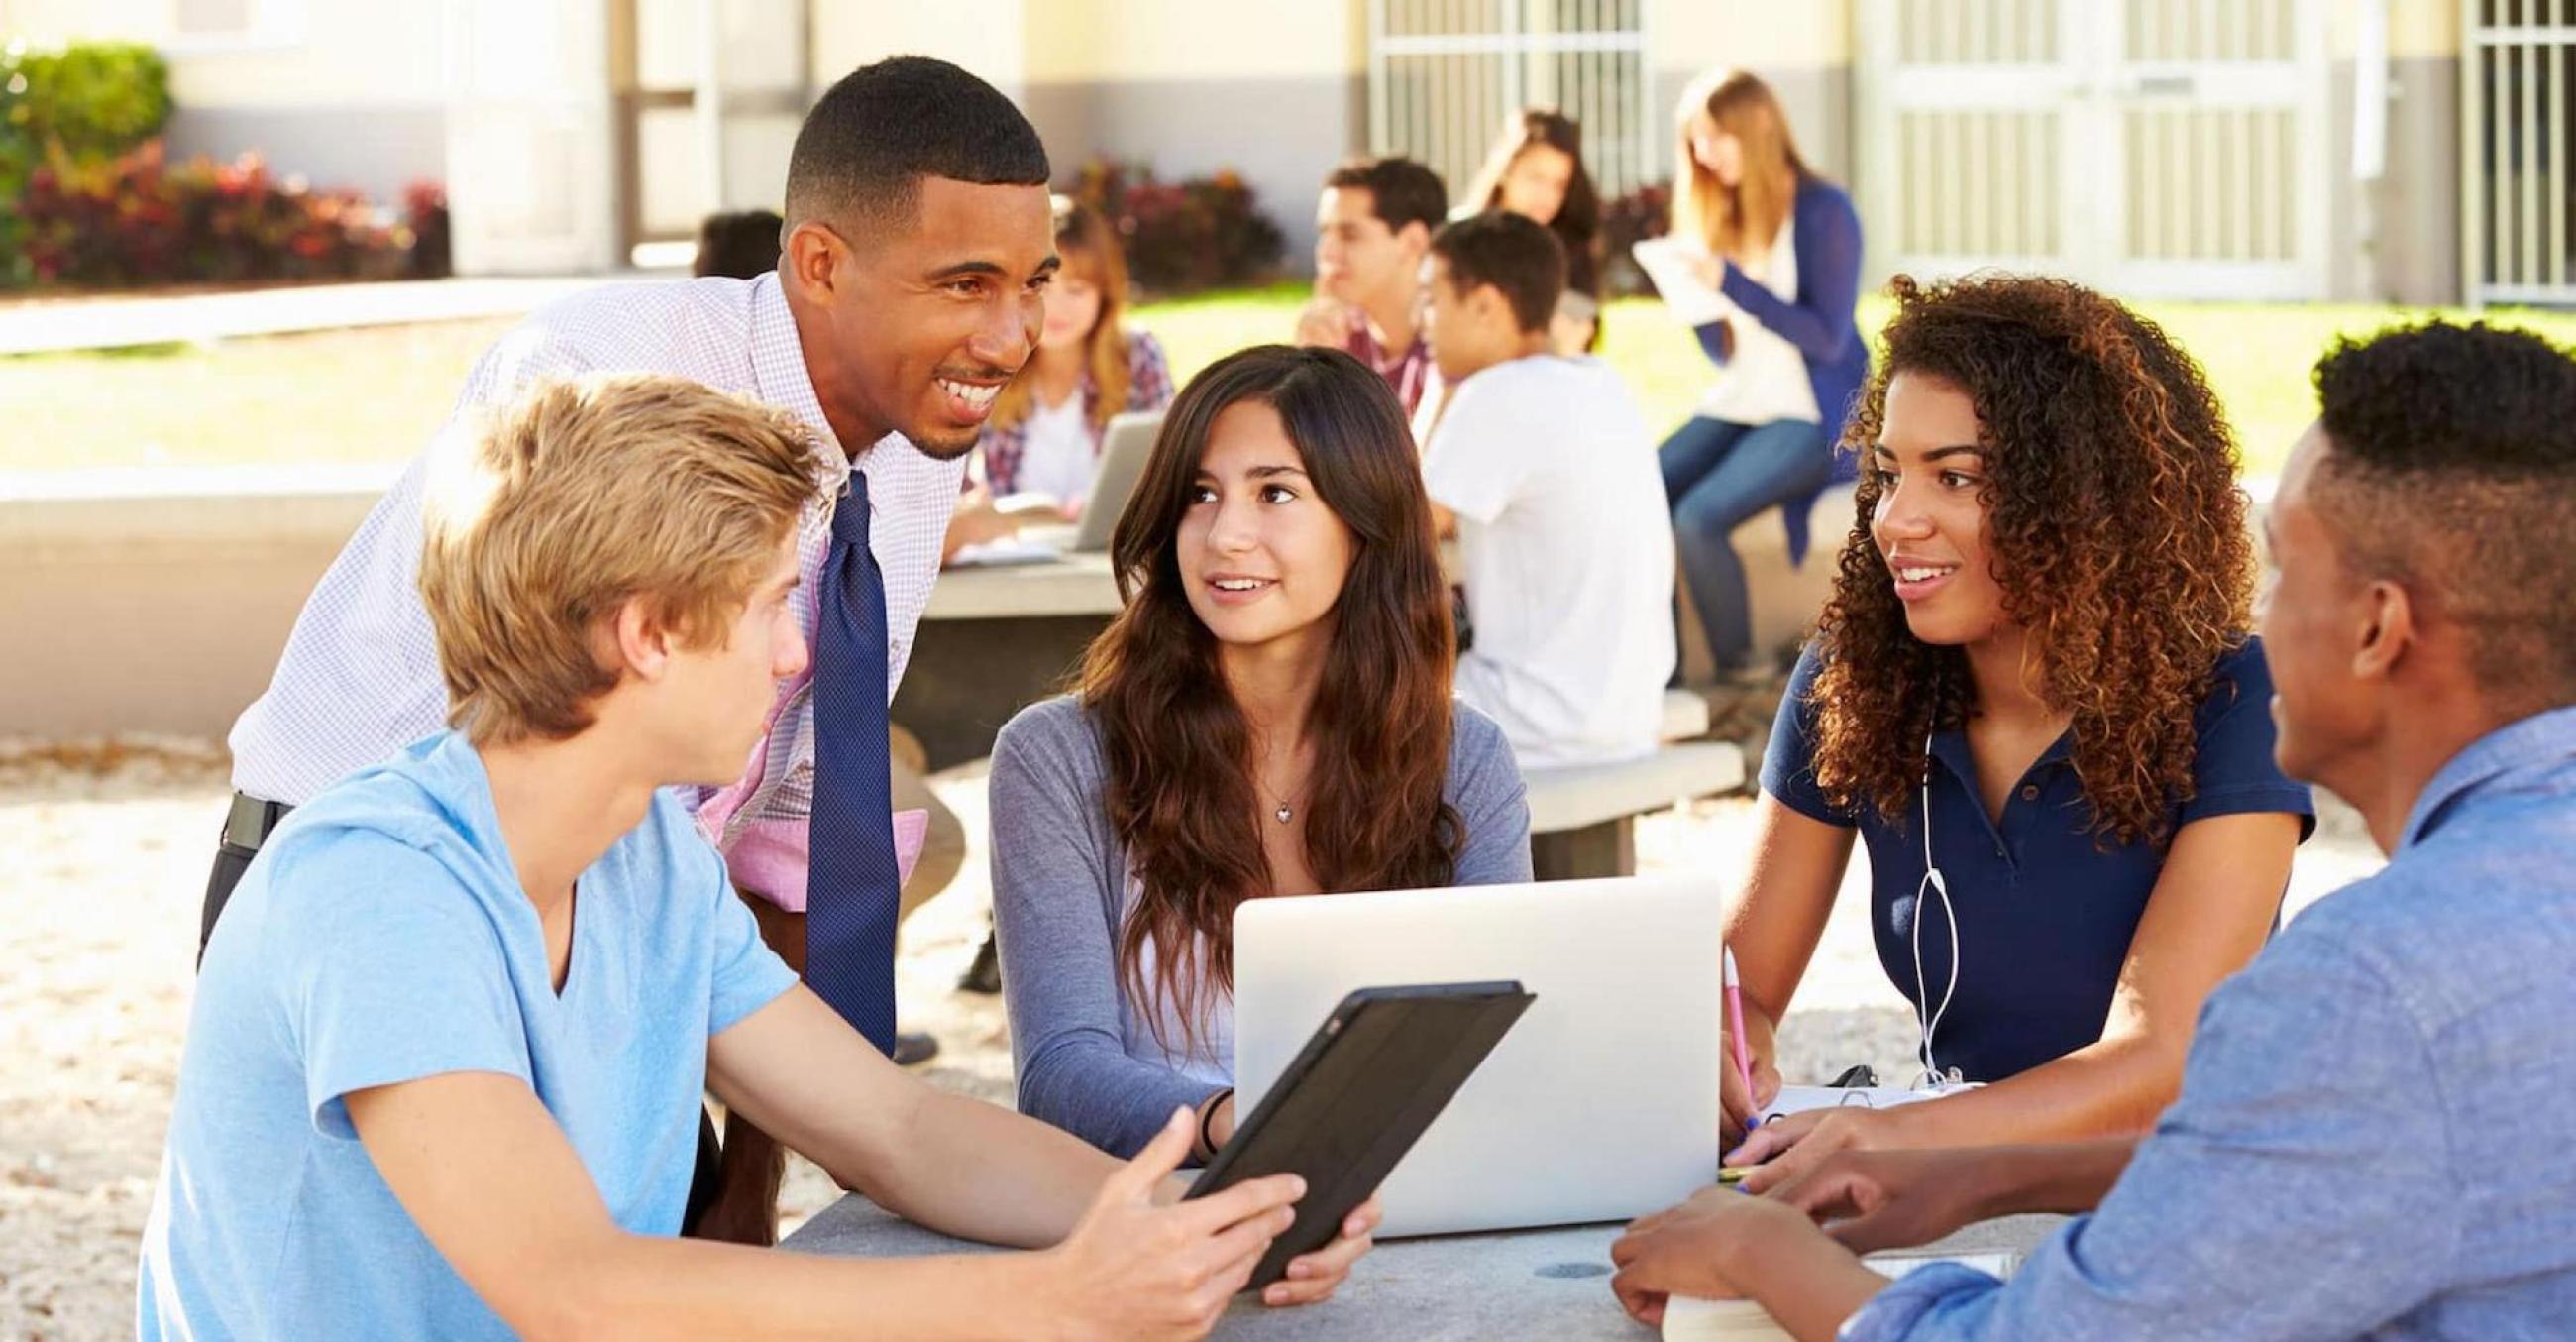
1067;409;1163;552
1233;874;1724;1238
998;409;1164;557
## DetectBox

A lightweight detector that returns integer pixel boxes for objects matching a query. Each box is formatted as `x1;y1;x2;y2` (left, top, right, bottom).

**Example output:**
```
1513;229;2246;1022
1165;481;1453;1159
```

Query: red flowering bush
1069;158;1285;297
18;140;418;287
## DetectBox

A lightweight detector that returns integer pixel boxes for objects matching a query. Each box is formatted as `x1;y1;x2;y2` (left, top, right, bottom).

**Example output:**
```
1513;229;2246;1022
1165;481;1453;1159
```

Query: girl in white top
944;198;1174;558
1656;70;1871;677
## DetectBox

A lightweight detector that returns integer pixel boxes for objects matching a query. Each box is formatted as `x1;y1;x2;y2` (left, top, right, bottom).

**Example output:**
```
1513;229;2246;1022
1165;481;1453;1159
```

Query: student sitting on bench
1417;210;1676;768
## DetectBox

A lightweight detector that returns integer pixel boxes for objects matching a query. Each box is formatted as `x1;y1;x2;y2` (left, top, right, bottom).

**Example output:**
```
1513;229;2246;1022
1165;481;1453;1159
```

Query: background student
1292;157;1449;417
977;198;1174;505
1657;68;1869;678
693;208;786;280
140;374;1377;1340
1418;211;1674;767
946;197;1176;558
1612;318;2576;1340
1459;107;1605;355
1719;274;2311;1191
990;344;1532;1162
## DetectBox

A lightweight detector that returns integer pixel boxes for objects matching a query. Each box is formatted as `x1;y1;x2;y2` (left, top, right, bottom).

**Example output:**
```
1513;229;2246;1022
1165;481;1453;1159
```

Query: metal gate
1365;0;1658;199
1856;0;2329;301
2464;1;2576;307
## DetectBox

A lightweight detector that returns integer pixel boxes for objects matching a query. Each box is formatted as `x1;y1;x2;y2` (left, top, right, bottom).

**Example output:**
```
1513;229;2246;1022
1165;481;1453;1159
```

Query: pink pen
1723;947;1760;1132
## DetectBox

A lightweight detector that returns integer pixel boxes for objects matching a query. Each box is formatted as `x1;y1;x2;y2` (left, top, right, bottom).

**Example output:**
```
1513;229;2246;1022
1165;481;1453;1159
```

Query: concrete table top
780;1194;2064;1340
922;550;1124;620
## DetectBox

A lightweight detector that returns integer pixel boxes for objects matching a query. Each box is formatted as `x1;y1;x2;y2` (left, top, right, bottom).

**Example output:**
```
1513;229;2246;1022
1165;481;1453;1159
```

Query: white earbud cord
1910;733;1961;1089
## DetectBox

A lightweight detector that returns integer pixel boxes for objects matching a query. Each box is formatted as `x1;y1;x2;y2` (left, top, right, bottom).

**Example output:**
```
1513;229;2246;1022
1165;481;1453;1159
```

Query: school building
0;1;2553;306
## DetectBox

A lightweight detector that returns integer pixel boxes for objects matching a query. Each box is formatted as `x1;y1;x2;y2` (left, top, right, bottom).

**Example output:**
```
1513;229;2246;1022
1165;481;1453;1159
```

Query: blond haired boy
141;376;1375;1340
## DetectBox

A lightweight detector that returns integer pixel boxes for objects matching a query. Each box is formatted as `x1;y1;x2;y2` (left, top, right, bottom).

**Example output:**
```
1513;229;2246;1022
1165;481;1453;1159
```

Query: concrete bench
1524;690;1745;880
0;465;394;738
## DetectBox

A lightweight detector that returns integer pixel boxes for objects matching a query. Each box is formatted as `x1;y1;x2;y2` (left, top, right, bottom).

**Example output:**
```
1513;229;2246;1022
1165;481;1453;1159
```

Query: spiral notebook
1760;1081;1976;1123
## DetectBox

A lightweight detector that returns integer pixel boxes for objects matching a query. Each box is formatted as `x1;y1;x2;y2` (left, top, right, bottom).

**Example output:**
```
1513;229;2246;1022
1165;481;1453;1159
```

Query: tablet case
1186;981;1535;1290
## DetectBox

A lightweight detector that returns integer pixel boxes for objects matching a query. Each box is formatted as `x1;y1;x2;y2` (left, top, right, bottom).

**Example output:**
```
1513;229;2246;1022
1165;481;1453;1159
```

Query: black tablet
1185;980;1534;1290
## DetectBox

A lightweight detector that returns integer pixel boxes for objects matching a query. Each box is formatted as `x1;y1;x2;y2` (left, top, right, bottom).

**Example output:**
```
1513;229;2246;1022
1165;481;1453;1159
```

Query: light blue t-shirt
138;731;799;1340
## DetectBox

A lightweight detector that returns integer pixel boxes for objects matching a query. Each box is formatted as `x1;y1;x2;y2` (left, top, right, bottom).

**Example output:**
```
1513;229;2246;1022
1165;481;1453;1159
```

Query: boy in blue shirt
1607;321;2576;1337
140;375;1377;1339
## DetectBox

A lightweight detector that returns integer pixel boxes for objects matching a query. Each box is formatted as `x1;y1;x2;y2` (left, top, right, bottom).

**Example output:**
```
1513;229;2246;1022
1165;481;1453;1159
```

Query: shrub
3;39;171;155
19;141;415;288
1068;158;1285;297
1600;180;1673;298
2;39;175;286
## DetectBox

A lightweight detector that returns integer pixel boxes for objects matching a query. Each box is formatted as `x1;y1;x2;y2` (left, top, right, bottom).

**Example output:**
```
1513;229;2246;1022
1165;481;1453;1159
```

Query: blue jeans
1660;416;1830;671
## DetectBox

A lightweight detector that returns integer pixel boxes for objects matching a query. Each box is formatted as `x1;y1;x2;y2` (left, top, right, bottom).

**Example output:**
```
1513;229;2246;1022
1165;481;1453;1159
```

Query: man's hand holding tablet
1036;1105;1379;1338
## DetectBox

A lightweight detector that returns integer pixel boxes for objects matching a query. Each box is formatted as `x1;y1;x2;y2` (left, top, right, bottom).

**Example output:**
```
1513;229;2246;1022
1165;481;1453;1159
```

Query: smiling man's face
790;176;1057;458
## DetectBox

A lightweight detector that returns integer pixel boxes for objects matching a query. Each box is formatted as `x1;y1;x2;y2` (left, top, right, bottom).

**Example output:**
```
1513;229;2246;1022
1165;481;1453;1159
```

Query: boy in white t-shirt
1420;211;1677;767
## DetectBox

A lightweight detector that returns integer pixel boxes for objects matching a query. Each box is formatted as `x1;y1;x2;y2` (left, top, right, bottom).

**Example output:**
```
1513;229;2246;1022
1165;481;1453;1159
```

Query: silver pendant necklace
1260;777;1297;825
1259;737;1304;824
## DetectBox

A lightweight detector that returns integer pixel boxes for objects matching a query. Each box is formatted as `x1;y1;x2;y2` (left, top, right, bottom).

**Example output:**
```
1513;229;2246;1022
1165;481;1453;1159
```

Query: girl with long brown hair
989;344;1531;1160
1711;274;2311;1194
1657;69;1870;677
1461;106;1605;353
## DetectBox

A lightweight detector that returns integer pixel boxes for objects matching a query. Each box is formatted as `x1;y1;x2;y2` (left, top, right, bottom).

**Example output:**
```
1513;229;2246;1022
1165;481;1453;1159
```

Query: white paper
1663;1250;2018;1340
1632;236;1737;328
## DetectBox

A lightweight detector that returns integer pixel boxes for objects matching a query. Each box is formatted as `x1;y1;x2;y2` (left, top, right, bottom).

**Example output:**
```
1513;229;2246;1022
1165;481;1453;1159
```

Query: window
1367;0;1655;197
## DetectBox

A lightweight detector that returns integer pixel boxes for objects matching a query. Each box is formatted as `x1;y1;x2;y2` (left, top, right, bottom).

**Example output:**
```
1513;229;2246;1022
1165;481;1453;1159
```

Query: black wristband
1198;1087;1234;1157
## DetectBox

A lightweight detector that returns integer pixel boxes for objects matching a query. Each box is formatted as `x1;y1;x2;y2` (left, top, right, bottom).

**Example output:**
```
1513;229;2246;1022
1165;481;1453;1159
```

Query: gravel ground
0;739;2384;1340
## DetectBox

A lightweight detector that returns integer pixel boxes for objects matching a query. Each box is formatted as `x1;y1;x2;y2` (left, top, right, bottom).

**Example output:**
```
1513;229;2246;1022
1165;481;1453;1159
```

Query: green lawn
11;284;2576;480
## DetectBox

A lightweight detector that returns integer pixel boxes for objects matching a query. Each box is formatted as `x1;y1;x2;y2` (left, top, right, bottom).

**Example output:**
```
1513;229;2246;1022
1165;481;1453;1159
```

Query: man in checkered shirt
206;56;1058;1246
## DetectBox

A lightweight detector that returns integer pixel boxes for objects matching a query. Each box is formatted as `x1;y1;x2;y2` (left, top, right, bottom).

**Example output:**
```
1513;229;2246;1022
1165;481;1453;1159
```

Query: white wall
807;0;1359;266
810;0;1028;94
1;0;445;108
2;0;450;205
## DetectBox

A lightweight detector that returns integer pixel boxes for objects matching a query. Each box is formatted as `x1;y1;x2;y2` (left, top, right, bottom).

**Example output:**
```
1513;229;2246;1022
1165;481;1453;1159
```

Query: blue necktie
805;472;901;1055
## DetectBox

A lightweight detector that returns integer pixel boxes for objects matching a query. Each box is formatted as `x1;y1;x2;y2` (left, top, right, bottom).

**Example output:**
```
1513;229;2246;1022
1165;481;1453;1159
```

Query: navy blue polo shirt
1760;638;2314;1082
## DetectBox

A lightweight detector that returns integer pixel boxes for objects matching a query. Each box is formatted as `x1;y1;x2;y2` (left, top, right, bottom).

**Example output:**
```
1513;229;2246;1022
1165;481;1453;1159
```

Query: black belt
222;790;294;853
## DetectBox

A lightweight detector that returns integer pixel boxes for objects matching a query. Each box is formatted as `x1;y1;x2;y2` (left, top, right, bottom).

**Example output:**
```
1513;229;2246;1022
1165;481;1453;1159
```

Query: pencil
1723;947;1760;1132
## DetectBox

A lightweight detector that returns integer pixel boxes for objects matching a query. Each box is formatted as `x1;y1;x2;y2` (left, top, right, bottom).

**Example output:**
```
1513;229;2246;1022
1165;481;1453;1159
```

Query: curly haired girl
1720;274;2314;1193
